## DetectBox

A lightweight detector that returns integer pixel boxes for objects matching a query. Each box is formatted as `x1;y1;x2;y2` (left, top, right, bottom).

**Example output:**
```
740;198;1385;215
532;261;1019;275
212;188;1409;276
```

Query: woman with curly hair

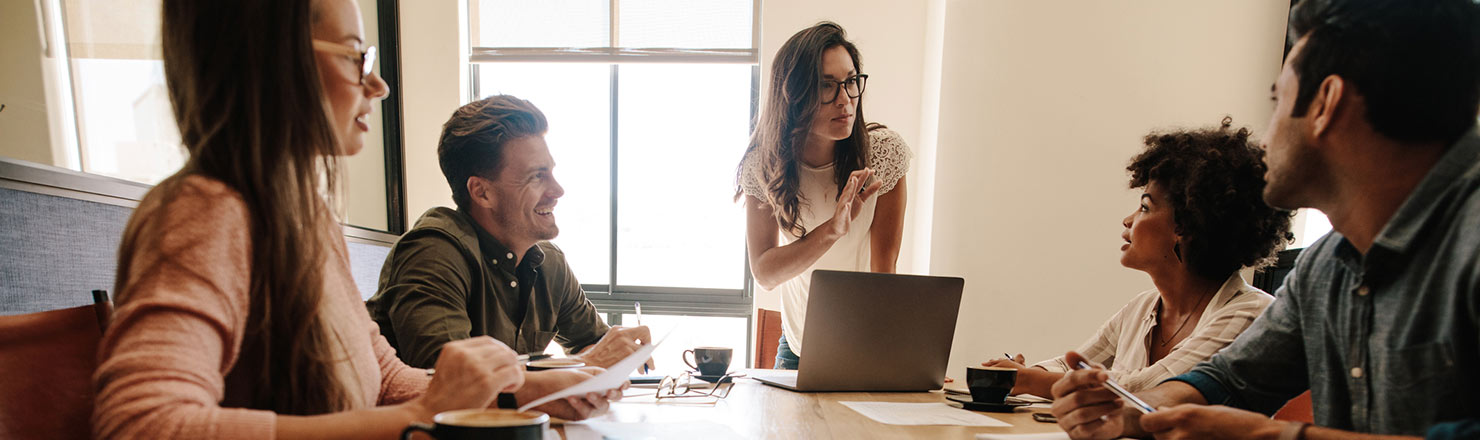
736;22;912;370
982;118;1293;396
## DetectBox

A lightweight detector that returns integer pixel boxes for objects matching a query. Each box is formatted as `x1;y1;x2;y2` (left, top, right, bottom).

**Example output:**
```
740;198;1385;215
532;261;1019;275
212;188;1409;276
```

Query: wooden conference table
556;377;1067;439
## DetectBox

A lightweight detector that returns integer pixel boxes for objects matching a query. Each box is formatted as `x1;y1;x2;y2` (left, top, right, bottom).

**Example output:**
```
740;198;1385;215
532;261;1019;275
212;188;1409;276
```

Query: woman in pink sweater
91;0;621;438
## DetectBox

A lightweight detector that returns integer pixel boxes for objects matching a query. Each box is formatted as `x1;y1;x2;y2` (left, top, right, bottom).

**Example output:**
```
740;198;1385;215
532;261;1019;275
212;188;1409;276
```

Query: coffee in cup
966;366;1017;404
683;346;733;377
401;409;547;440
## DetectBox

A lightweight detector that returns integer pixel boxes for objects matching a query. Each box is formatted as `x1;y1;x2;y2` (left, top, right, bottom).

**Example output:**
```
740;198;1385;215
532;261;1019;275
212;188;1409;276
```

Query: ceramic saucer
945;395;1031;413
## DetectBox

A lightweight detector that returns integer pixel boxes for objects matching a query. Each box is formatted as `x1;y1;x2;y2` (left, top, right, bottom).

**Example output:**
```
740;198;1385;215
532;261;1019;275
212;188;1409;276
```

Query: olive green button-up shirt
367;207;608;368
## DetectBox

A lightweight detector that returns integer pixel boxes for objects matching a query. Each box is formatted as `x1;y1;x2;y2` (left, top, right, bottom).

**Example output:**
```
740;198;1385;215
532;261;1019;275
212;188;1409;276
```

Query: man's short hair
1287;0;1480;145
438;95;548;210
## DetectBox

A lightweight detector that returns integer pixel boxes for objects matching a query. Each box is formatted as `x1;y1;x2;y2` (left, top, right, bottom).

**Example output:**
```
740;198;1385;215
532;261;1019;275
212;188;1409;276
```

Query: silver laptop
751;270;965;392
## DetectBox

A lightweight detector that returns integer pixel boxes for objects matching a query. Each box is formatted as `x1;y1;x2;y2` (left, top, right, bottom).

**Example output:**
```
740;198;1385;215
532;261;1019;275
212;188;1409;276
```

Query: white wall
398;0;468;221
0;0;56;165
932;0;1289;376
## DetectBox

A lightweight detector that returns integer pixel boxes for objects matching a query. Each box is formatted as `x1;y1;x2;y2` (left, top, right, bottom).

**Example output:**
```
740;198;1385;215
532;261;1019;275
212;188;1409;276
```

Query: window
620;313;748;375
540;313;749;374
6;0;406;233
469;0;759;361
1296;208;1333;248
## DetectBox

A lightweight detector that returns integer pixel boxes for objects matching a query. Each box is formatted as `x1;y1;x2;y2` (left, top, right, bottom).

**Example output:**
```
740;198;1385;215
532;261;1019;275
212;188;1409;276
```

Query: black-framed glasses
821;74;868;104
312;40;377;85
655;372;737;400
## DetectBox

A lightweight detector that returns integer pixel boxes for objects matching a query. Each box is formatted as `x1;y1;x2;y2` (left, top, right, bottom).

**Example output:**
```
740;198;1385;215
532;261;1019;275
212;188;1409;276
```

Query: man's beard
494;209;560;244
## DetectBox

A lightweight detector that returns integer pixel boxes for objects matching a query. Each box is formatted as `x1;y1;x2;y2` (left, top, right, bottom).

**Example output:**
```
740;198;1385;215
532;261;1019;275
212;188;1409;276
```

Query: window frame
376;0;410;234
466;1;761;328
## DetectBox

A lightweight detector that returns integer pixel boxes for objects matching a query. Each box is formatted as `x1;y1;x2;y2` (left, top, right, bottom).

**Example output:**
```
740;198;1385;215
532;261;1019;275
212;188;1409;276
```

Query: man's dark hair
437;95;548;210
1287;0;1480;145
1128;118;1295;282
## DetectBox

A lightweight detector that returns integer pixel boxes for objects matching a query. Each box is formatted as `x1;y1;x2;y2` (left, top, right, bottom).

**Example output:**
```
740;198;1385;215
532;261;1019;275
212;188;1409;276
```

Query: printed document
839;402;1012;427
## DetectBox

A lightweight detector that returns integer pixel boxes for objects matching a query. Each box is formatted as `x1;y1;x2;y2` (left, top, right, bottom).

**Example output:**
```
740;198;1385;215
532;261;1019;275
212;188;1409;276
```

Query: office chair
0;290;113;439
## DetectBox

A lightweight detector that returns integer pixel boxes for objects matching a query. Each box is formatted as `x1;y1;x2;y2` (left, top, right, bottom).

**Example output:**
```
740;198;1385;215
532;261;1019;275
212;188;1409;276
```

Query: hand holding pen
1074;361;1154;414
1048;351;1152;440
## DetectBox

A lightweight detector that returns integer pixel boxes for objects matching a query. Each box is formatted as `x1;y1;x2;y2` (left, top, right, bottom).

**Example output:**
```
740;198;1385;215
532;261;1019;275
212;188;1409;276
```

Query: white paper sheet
1010;394;1053;404
975;433;1071;440
517;329;671;412
839;402;1012;427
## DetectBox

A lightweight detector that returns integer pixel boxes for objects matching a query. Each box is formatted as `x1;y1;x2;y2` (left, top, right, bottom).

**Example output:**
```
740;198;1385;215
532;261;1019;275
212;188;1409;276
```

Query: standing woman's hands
818;168;882;240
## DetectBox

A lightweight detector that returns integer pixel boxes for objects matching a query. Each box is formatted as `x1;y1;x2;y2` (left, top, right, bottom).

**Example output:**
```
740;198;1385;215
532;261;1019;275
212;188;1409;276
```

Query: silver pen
635;302;647;374
1076;361;1155;414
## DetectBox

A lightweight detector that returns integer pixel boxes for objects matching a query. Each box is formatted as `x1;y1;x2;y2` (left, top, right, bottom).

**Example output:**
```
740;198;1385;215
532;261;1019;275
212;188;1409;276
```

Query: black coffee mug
966;366;1017;404
401;409;547;440
683;346;733;377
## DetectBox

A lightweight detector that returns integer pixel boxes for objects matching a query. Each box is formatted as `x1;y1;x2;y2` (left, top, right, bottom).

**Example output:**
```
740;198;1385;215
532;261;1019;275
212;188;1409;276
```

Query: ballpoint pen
635;302;647;374
1076;361;1155;414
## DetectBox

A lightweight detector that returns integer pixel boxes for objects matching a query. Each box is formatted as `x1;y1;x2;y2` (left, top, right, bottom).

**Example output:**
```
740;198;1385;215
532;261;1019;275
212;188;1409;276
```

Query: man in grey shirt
1050;1;1480;439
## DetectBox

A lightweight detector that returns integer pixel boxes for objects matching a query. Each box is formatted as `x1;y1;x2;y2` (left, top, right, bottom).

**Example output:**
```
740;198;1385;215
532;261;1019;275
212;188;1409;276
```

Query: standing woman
92;1;615;438
737;22;911;370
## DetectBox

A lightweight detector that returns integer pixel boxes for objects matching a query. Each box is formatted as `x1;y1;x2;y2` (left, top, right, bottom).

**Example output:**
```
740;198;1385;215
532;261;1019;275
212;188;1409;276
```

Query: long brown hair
737;22;871;237
125;0;350;414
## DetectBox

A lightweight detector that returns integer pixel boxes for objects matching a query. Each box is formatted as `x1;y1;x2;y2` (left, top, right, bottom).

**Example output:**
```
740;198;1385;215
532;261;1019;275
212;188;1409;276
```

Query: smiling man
368;95;649;370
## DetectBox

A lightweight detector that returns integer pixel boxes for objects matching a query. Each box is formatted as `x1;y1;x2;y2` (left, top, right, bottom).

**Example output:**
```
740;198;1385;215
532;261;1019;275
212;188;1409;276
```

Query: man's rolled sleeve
1427;420;1480;440
1166;369;1233;405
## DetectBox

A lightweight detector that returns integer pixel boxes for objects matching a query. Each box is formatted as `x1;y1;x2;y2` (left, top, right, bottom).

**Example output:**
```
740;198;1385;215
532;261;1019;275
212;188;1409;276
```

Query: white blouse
739;127;912;356
1033;274;1274;391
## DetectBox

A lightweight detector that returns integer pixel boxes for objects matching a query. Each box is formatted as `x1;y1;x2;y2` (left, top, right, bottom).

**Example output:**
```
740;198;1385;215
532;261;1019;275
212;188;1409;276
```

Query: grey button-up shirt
1173;128;1480;437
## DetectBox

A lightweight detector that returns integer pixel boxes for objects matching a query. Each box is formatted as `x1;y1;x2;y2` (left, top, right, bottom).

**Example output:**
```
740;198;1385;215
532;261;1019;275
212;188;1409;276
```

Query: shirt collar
1371;127;1480;255
1212;272;1251;305
1146;273;1248;322
460;208;546;272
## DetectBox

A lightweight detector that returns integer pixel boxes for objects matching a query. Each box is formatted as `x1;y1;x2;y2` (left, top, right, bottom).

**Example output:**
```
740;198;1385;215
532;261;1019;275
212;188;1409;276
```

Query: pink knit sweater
92;176;431;439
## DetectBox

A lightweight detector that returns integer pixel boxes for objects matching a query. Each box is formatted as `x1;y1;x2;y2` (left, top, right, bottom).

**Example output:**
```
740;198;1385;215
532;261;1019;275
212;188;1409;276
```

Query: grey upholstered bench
0;158;398;315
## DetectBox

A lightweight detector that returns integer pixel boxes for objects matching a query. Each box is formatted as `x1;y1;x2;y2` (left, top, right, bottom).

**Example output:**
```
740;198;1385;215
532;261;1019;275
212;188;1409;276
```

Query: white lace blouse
738;127;912;356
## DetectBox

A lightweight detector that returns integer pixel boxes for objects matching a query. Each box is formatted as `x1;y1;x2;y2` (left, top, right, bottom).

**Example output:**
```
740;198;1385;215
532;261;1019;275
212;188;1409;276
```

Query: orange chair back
1273;390;1314;423
0;299;112;440
753;308;782;368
